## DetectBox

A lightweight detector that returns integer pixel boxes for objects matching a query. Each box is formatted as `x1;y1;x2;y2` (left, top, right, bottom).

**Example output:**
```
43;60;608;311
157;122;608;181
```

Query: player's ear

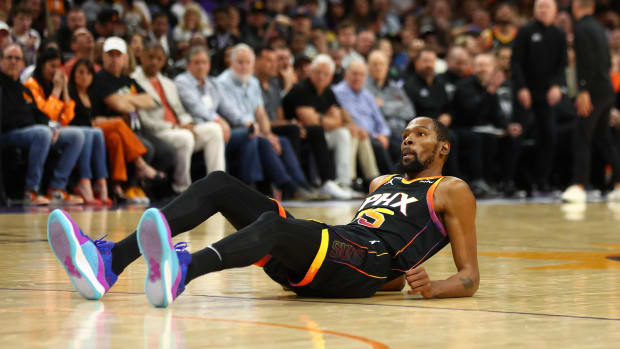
439;141;450;156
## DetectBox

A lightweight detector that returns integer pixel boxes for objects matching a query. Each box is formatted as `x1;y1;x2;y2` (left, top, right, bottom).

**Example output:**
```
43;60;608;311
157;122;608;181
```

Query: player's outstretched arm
407;177;480;298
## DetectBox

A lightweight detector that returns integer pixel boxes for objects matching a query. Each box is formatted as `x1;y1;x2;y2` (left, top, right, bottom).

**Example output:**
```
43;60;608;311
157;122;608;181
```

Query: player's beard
397;145;437;174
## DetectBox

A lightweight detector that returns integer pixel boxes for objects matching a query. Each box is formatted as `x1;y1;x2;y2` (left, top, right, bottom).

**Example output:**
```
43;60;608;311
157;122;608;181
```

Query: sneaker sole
47;209;106;300
137;208;180;308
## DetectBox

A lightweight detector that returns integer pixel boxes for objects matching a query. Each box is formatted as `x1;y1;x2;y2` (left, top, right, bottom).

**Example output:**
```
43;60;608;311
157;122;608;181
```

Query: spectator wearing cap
63;27;101;76
0;20;11;50
216;43;317;200
511;0;567;192
291;7;312;37
282;54;356;199
57;7;87;60
9;7;39;65
365;50;416;163
332;59;389;179
437;46;471;103
92;8;119;40
298;0;326;28
132;43;225;194
0;44;84;205
241;1;268;49
337;21;363;68
92;36;174;202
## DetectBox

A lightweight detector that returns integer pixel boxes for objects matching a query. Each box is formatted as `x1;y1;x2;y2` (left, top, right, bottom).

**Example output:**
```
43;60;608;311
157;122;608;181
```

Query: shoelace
174;242;189;253
93;234;109;248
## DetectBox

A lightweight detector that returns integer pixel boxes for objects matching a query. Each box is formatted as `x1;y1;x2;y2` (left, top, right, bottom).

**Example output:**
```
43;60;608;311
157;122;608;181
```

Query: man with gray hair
216;43;317;200
333;59;392;179
365;50;416;162
282;54;357;198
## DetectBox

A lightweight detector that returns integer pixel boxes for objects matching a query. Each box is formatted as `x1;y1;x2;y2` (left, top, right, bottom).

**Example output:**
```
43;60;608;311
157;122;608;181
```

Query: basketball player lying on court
47;116;479;307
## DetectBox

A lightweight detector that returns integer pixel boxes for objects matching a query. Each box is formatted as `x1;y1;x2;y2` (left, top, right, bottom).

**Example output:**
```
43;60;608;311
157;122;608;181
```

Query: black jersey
343;175;450;272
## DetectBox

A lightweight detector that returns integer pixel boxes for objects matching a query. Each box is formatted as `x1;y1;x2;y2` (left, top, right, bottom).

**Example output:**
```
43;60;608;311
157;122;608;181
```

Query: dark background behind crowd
0;0;619;206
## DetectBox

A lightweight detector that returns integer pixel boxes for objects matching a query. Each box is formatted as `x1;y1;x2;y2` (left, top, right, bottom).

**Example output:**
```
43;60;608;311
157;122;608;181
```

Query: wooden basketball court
1;200;619;348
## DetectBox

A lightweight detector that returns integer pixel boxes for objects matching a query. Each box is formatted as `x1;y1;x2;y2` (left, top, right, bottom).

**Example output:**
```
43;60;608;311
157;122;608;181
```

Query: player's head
397;117;450;175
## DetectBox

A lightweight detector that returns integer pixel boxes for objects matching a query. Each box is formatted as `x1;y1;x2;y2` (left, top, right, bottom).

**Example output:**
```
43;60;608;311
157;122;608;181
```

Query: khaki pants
156;122;225;193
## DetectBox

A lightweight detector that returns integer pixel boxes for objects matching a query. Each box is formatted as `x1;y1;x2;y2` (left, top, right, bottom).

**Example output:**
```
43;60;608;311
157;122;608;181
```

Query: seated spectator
118;0;150;37
354;29;376;60
91;8;119;40
336;21;363;68
274;46;297;94
241;1;268;49
216;43;317;200
57;6;87;60
365;50;416;162
0;21;11;50
173;3;212;45
0;44;84;205
437;46;471;102
452;53;519;197
149;12;174;60
68;57;157;204
491;2;519;48
255;46;330;199
63;27;101;76
132;43;225;194
92;37;172;203
24;46;110;205
10;7;39;65
333;59;390;180
282;54;355;199
207;5;241;74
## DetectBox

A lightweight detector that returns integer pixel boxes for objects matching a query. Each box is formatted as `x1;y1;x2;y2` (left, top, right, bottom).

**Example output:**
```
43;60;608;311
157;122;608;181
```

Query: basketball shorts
263;222;393;298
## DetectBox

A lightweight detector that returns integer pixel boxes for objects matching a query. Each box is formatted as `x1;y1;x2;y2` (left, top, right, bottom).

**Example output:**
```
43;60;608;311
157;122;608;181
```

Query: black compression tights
110;171;322;282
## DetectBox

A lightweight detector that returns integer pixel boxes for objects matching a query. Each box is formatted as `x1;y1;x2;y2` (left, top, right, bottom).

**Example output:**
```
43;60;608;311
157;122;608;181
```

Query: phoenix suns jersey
345;175;450;272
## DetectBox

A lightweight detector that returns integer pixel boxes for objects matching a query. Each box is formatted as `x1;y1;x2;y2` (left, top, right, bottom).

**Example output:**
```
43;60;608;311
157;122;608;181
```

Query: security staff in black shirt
561;0;620;202
511;0;567;190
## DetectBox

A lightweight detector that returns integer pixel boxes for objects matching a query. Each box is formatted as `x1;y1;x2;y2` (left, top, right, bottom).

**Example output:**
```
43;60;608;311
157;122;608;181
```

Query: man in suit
132;42;225;194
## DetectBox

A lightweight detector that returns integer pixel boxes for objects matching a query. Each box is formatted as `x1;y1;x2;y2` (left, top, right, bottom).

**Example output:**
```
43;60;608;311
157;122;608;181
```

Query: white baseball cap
103;36;126;54
0;21;9;32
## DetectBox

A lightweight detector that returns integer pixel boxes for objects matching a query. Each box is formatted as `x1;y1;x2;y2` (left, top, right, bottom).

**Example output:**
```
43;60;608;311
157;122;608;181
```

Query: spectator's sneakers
561;185;587;203
320;180;352;200
47;189;84;205
341;185;366;199
125;186;150;205
607;188;620;202
137;208;191;308
47;209;118;299
24;190;49;205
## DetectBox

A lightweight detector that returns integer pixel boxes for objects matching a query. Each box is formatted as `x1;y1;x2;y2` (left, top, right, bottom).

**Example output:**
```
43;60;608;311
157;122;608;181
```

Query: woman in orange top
24;47;108;205
68;58;161;203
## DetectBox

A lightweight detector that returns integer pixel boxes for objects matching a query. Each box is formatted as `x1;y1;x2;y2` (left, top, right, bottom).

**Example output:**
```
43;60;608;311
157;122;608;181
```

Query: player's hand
406;266;434;298
547;85;562;106
518;88;532;110
575;91;593;117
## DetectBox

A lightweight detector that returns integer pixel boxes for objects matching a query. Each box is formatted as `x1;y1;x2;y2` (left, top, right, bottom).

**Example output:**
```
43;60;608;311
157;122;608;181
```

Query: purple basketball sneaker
47;209;118;299
137;208;191;308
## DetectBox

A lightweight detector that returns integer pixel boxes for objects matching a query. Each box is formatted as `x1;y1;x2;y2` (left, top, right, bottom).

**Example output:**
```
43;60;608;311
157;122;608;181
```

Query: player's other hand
406;266;433;298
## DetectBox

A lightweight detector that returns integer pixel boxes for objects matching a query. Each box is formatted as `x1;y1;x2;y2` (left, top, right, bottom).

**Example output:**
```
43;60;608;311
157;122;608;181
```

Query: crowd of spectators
1;0;619;205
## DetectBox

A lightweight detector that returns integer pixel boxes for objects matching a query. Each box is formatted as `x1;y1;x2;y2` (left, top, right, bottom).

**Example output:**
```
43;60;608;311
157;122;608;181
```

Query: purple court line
1;287;619;322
